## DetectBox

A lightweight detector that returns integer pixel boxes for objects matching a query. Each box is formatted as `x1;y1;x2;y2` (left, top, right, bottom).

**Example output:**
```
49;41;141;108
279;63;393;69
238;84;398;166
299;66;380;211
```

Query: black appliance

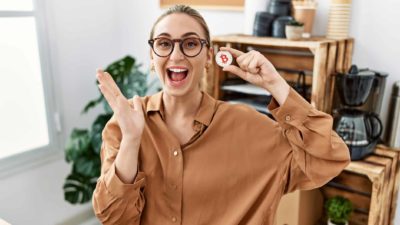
333;65;387;160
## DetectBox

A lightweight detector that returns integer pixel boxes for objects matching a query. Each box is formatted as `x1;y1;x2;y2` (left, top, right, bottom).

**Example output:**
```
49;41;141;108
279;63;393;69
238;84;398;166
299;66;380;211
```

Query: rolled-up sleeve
92;115;146;225
268;88;350;194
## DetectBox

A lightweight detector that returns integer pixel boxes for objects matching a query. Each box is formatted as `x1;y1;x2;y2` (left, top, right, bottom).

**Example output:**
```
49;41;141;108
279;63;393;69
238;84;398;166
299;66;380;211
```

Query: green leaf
103;100;113;114
73;156;101;178
81;95;103;114
63;173;97;204
65;129;91;162
105;56;135;79
90;114;112;154
325;196;353;223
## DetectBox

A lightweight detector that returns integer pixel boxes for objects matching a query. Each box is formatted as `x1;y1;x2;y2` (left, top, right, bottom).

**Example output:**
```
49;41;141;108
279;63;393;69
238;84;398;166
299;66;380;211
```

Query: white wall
0;1;399;224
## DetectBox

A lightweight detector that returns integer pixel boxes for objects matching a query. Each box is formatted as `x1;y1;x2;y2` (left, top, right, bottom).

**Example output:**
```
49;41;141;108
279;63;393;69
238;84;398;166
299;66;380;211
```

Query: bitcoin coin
215;51;233;67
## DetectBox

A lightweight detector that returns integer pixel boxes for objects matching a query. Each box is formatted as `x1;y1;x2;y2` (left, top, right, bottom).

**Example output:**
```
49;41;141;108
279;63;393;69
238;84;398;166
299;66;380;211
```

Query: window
0;0;60;175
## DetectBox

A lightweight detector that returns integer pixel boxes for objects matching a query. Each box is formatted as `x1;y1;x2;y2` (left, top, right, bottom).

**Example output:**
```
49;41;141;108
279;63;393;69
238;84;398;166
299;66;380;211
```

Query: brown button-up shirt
92;88;350;225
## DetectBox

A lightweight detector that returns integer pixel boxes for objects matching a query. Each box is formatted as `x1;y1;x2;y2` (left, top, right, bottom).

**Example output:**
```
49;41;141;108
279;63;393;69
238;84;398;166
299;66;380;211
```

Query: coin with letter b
215;51;233;67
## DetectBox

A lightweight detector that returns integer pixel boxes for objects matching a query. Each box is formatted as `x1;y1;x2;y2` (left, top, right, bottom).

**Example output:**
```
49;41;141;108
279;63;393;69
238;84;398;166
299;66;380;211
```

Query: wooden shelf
212;34;338;50
205;34;354;112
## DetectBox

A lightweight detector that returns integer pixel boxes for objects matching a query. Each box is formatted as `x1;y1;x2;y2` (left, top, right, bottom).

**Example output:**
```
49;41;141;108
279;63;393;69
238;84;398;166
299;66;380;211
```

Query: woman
92;5;350;225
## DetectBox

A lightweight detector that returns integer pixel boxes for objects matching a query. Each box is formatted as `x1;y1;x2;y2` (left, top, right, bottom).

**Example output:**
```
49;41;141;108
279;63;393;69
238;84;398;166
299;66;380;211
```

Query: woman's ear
149;49;154;60
206;47;214;67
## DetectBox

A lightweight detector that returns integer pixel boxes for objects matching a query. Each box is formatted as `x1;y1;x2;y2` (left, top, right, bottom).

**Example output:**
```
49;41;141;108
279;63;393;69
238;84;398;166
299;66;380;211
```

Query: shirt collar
146;90;216;126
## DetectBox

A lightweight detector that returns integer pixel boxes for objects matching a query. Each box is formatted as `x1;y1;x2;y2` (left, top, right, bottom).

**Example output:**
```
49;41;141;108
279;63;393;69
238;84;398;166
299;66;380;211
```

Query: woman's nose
169;42;185;60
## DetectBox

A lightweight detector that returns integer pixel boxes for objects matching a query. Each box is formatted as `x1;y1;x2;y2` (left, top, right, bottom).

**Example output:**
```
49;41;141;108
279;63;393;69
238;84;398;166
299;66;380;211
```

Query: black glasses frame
148;37;209;58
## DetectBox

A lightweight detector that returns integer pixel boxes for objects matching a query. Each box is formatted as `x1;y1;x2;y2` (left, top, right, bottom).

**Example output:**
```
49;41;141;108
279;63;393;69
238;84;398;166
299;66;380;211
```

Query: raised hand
220;47;290;105
96;69;145;140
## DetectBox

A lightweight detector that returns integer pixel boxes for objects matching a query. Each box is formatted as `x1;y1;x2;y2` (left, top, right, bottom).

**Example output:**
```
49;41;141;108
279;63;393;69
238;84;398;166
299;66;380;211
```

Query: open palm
96;69;145;140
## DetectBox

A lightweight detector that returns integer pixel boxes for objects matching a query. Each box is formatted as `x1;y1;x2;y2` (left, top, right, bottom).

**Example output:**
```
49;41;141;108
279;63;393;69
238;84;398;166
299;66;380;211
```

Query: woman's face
150;13;212;97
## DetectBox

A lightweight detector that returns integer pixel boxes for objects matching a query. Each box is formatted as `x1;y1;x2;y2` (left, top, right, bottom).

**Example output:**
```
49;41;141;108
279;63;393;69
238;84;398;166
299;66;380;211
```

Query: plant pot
327;218;349;225
285;25;304;40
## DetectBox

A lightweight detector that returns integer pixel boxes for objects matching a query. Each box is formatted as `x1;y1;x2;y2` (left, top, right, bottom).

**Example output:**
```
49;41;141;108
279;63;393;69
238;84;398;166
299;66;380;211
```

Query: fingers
96;69;123;98
247;56;261;74
98;83;117;110
222;65;247;80
97;69;127;113
132;95;144;116
239;53;255;72
220;49;261;75
219;46;244;58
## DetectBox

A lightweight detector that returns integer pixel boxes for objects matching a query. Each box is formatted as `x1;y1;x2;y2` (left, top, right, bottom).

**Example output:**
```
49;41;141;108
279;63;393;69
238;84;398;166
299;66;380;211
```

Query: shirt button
285;115;291;121
171;216;177;222
173;150;179;156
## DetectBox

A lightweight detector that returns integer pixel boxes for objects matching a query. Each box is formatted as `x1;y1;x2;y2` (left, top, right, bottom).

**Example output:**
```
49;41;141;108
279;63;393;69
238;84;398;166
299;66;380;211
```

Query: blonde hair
149;5;211;46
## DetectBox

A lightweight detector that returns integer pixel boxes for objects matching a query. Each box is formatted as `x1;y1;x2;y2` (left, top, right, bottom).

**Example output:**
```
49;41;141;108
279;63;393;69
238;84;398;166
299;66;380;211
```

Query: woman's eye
157;41;172;48
185;40;198;48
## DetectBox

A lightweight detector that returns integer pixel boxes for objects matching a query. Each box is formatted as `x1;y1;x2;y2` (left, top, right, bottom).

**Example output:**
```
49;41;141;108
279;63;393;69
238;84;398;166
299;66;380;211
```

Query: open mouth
166;67;189;87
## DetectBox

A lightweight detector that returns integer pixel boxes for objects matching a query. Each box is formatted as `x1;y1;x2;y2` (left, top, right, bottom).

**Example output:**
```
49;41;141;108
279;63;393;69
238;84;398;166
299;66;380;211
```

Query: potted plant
325;196;353;225
63;55;156;204
285;20;304;40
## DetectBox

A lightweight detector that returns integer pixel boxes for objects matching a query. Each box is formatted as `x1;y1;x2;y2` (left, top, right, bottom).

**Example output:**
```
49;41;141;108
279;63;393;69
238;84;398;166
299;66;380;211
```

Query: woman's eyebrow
182;32;200;38
156;32;200;38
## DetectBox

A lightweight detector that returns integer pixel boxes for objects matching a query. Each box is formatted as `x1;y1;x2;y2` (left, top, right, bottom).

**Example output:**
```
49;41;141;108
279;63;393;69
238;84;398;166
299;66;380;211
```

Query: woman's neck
162;89;203;121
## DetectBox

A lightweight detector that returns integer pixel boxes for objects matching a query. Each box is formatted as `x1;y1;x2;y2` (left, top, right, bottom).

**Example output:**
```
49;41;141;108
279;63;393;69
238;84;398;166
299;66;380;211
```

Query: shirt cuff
267;88;313;130
103;163;146;199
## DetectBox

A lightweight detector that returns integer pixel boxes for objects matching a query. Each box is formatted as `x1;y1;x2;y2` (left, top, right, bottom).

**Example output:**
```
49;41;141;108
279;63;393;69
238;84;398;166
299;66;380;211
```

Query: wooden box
205;34;354;113
320;145;400;225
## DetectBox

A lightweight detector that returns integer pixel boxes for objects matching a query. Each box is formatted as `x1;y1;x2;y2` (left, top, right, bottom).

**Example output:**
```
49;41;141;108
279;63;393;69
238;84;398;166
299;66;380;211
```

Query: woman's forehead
154;13;205;38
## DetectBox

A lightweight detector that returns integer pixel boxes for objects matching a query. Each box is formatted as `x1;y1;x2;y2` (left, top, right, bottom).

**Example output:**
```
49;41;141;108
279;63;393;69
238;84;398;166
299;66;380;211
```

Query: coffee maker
332;65;388;160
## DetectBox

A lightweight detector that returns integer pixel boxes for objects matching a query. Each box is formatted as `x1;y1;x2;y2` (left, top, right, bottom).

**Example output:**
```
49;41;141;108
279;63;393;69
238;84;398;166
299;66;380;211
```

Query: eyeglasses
148;37;208;57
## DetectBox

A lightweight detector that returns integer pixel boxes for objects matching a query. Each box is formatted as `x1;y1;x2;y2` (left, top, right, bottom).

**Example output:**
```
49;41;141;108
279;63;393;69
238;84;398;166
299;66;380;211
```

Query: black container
253;12;276;37
347;139;379;161
336;65;377;107
359;69;388;114
332;65;388;115
267;0;292;17
334;108;383;160
272;16;293;38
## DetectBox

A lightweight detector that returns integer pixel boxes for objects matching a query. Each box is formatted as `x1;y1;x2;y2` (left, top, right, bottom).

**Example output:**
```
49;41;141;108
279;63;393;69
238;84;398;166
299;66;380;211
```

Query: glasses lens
182;38;202;57
153;38;173;57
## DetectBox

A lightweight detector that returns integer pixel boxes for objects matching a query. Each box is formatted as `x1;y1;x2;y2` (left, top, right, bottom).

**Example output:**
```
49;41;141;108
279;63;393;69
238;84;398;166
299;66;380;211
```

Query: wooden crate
321;161;385;225
326;38;354;113
206;34;354;112
320;145;400;225
374;145;400;225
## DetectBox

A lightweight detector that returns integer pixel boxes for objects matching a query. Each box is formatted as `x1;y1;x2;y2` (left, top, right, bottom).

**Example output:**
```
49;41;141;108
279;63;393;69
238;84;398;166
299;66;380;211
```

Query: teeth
168;68;188;73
